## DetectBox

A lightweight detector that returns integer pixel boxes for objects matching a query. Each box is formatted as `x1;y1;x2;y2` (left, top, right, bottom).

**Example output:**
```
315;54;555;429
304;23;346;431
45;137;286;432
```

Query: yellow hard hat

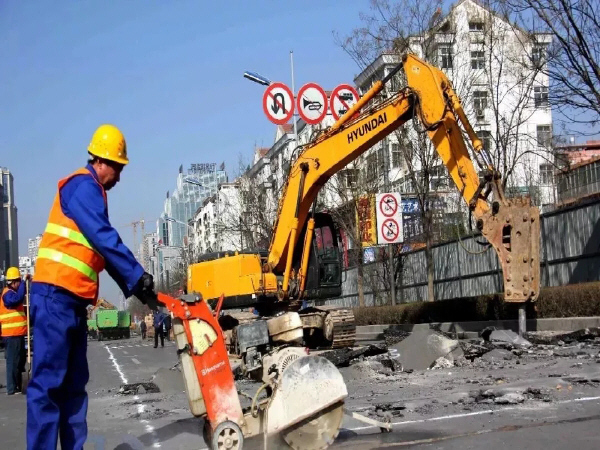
5;267;20;282
87;124;129;165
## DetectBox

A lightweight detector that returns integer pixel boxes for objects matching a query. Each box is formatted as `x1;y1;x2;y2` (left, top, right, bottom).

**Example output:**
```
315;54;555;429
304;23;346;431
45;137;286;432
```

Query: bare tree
217;155;275;252
499;0;600;126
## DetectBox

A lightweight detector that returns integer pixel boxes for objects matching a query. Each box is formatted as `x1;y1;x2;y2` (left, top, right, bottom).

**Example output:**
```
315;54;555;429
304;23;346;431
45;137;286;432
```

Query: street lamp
243;51;299;146
243;71;272;86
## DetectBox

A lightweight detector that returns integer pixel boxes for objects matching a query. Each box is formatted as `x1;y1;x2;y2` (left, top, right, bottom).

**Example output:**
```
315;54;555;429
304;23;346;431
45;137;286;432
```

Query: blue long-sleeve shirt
153;312;165;328
2;282;26;308
37;163;144;298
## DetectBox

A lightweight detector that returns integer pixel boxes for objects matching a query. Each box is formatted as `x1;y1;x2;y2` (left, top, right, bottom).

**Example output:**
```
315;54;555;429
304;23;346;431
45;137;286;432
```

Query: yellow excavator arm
266;53;539;302
188;53;540;307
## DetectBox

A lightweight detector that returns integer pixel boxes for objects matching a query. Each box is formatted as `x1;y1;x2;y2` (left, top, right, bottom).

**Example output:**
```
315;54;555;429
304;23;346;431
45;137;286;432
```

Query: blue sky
0;1;368;301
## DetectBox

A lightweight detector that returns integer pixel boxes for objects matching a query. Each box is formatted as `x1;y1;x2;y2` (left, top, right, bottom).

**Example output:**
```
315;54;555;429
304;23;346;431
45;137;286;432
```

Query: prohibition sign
379;193;398;217
330;84;360;121
297;82;328;125
263;82;294;125
381;218;400;243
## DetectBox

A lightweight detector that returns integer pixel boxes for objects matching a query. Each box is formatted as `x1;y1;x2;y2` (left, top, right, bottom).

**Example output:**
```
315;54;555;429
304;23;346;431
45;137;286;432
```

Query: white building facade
354;0;554;210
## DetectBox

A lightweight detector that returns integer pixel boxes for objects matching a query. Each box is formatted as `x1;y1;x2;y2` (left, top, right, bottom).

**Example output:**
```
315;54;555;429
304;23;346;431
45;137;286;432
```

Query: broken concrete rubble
480;348;514;363
389;327;464;371
487;329;532;348
119;382;160;396
321;344;387;367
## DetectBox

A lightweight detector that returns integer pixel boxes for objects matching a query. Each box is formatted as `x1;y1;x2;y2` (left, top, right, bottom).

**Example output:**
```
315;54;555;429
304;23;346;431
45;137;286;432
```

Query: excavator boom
265;53;539;303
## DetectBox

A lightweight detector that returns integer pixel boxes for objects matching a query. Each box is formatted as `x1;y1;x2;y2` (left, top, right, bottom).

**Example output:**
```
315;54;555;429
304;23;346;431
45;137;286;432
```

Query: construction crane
120;219;145;260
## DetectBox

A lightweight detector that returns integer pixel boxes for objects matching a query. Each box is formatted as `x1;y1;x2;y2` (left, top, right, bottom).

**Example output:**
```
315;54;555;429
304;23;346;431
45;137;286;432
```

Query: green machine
96;310;131;340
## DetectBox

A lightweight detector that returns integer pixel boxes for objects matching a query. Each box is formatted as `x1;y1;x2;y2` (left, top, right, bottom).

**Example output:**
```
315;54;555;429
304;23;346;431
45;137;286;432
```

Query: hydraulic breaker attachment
479;198;541;303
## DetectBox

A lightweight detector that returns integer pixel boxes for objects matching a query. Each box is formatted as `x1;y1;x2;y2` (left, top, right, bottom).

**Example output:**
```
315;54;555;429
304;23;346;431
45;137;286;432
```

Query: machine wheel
210;421;244;450
97;331;102;341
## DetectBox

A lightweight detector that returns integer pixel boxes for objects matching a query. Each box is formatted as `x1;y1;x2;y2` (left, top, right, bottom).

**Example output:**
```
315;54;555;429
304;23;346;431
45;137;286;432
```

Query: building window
391;143;402;168
469;21;484;31
471;51;485;70
532;45;546;66
473;90;488;111
340;169;358;188
438;45;453;69
537;125;552;148
534;86;549;107
366;153;378;181
478;130;492;153
540;163;553;185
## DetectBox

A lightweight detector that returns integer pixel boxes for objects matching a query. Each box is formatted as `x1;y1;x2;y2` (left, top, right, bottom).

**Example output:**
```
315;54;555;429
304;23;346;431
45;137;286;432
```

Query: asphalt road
1;337;600;449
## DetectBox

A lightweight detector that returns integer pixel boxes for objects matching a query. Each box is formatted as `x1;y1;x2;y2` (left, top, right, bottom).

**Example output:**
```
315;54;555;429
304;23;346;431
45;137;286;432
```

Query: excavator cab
293;213;342;300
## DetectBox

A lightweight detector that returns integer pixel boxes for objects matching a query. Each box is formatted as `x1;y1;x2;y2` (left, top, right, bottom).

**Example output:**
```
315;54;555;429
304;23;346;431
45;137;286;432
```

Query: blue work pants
26;283;89;450
4;335;25;394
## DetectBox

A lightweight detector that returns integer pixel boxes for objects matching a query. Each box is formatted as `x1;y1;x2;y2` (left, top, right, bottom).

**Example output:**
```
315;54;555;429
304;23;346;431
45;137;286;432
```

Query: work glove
133;272;160;310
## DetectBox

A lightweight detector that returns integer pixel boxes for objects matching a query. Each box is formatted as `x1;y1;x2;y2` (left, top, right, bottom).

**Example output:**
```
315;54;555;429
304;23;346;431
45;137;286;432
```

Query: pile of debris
325;326;600;374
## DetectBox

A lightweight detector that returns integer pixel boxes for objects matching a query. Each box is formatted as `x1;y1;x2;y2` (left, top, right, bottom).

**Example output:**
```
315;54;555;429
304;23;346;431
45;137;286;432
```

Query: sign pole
382;136;397;306
290;50;299;147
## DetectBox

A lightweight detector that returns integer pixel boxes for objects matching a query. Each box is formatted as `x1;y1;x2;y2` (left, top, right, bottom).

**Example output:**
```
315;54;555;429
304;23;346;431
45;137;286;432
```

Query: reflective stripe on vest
0;311;26;321
37;247;98;282
2;320;27;329
45;223;97;251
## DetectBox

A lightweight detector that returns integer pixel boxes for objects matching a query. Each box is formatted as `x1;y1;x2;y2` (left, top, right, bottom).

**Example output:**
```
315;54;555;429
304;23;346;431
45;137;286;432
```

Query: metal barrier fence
323;197;600;308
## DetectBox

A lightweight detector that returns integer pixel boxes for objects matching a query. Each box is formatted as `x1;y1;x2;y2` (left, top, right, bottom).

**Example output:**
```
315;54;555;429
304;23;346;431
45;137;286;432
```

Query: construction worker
1;267;29;395
153;309;165;348
27;125;157;450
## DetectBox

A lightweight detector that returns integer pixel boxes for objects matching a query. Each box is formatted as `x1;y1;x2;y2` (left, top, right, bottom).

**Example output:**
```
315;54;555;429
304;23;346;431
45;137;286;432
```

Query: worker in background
140;318;147;340
153;310;165;348
163;313;172;341
27;125;157;450
0;267;29;395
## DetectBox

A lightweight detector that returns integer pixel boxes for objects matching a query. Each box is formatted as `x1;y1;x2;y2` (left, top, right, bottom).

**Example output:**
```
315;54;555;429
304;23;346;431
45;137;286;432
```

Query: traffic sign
297;82;328;125
263;82;294;125
380;218;401;243
379;193;398;217
376;193;403;244
330;84;360;121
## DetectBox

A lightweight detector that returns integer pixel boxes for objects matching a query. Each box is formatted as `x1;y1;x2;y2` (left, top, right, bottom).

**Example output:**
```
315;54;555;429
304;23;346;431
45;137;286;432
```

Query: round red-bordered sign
297;82;328;125
379;193;398;217
380;218;401;243
263;82;294;125
330;84;360;120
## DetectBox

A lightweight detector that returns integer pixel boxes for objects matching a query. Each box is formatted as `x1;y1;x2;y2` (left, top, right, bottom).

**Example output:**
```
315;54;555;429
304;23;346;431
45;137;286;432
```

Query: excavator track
326;309;356;349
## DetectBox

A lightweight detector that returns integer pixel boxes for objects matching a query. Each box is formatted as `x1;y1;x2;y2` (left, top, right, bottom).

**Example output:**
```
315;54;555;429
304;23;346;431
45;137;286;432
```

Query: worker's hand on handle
133;272;161;310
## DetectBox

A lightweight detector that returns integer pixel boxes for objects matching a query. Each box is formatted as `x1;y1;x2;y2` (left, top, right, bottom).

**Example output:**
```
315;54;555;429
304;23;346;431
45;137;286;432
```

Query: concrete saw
265;355;347;449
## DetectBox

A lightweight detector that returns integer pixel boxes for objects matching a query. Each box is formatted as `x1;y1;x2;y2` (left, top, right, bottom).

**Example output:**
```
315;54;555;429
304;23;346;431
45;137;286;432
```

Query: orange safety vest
0;288;27;337
34;167;107;302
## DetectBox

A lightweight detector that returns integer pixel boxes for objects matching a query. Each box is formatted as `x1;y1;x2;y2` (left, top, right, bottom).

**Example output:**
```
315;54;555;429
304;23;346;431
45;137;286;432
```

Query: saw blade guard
265;355;348;435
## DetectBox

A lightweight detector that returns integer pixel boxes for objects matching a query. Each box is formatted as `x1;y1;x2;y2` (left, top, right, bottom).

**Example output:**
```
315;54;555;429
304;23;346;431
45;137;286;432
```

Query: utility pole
290;50;299;146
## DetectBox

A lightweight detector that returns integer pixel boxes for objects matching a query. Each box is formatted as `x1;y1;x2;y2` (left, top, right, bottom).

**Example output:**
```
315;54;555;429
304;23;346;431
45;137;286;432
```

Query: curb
355;316;600;341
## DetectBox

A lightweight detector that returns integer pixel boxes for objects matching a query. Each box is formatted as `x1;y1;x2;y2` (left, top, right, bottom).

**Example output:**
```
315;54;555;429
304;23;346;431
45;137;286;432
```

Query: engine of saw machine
221;311;309;381
159;292;348;450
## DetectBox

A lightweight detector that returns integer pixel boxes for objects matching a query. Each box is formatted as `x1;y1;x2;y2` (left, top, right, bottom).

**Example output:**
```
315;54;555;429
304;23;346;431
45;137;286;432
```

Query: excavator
152;53;540;450
86;297;116;319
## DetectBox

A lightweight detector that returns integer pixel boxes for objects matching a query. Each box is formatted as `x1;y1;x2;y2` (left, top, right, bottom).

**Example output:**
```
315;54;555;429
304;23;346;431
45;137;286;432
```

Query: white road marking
132;358;141;365
104;346;161;447
122;350;128;354
345;395;600;432
104;345;127;385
